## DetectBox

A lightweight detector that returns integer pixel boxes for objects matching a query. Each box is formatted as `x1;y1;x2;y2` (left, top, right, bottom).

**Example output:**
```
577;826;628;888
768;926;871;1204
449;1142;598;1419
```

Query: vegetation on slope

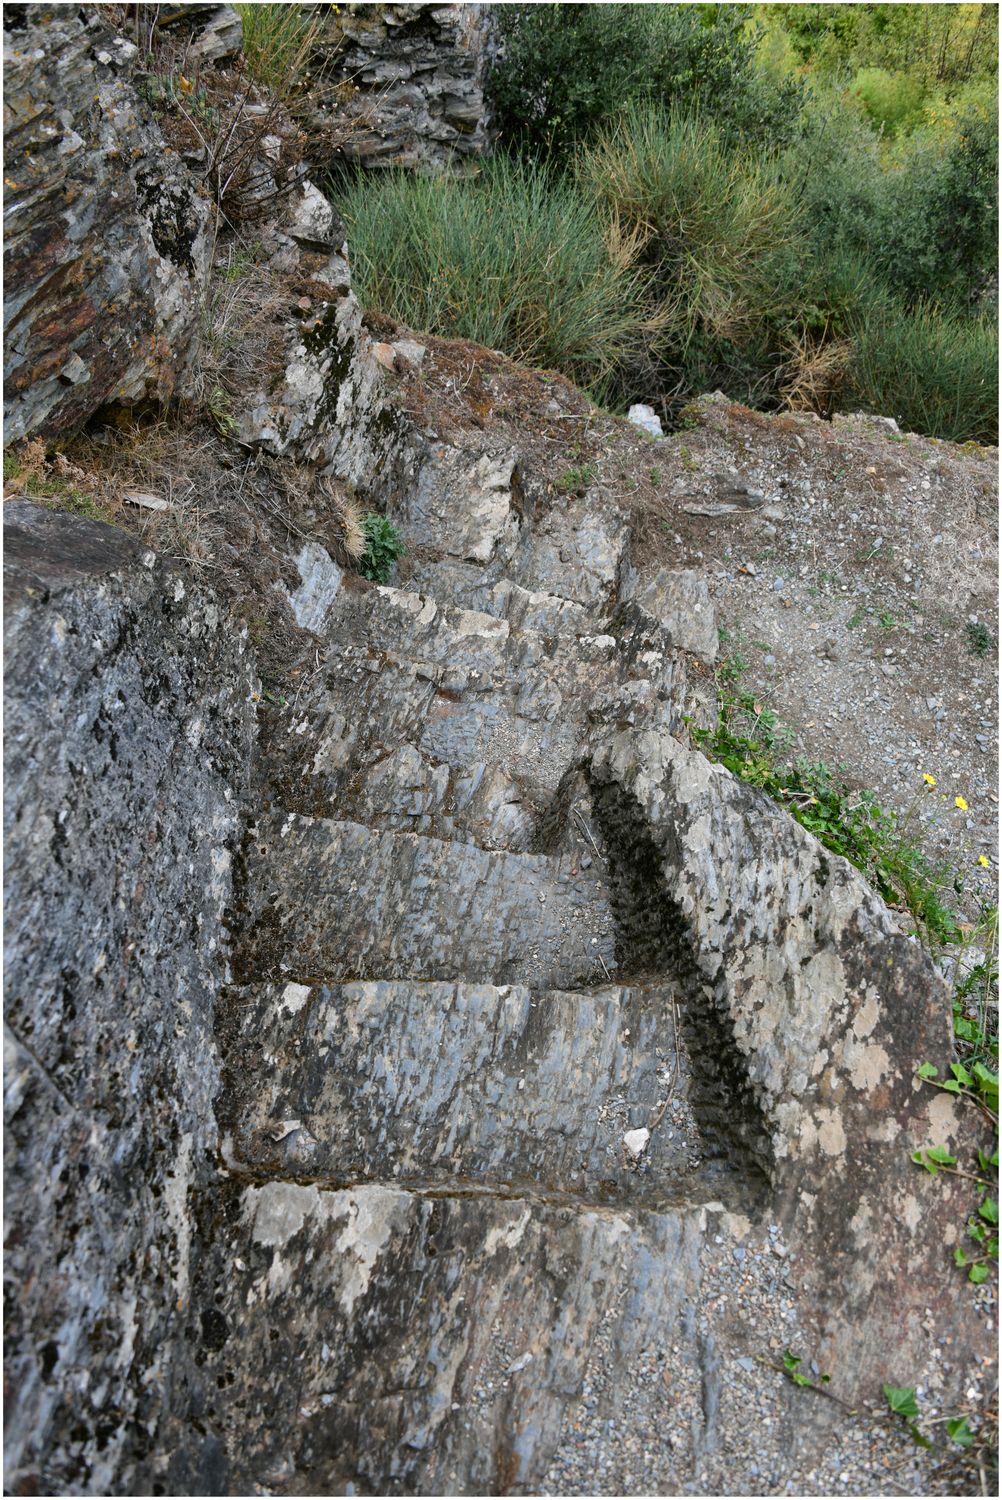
336;2;998;442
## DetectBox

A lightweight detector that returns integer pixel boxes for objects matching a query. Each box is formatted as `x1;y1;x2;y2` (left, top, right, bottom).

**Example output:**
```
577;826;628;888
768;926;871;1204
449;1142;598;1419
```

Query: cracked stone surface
3;6;212;442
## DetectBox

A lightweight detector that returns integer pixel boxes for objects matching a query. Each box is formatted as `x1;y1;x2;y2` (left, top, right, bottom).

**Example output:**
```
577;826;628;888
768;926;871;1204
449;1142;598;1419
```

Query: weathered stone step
328;743;538;851
196;1176;713;1497
236;812;616;988
218;979;711;1203
263;582;697;820
400;559;597;636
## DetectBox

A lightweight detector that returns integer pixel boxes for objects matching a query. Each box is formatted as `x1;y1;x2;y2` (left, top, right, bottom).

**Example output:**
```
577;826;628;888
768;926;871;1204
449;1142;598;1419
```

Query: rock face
3;441;987;1496
3;6;212;442
3;504;256;1494
3;441;987;1494
303;2;496;170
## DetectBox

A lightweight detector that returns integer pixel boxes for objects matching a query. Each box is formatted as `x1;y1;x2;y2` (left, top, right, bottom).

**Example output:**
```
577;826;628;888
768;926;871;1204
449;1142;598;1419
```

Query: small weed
678;443;699;472
3;443;117;525
207;387;239;437
556;464;595;492
966;621;993;658
358;514;406;584
221;243;263;282
878;608;898;629
717;653;749;686
847;608;866;630
649;465;663;485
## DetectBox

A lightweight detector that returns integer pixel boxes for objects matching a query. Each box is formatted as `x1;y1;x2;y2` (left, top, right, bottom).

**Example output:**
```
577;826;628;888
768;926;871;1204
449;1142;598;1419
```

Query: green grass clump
692;685;964;946
358;514;406;584
966;621;994;658
233;4;318;100
336;157;656;400
844;299;998;444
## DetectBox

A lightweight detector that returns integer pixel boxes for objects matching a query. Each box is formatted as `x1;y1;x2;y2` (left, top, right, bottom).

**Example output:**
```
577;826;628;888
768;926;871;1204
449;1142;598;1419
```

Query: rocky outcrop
3;423;988;1495
302;2;496;171
3;6;212;442
3;503;256;1494
2;8;992;1496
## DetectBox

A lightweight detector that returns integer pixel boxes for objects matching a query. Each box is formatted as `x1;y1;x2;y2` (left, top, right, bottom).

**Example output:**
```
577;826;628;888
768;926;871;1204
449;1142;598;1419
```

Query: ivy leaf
939;1078;962;1094
782;1349;802;1374
947;1417;974;1447
917;1062;938;1080
969;1263;989;1284
949;1062;974;1086
954;1247;968;1267
926;1144;957;1166
884;1385;920;1419
907;1422;934;1450
912;1150;939;1175
978;1196;998;1225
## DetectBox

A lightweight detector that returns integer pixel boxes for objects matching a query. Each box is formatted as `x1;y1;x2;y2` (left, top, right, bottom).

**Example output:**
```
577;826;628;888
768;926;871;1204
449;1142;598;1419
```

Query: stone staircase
203;472;759;1493
195;457;972;1496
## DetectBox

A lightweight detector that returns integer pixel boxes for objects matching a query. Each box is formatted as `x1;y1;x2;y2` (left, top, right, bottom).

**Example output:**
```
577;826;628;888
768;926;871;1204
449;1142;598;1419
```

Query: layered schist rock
302;2;496;171
2;6;212;441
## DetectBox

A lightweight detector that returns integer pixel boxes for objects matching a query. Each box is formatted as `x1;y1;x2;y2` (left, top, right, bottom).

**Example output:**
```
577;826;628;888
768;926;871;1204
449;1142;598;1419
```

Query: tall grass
845;301;999;444
335;105;996;443
234;3;320;100
337;158;658;396
578;104;804;404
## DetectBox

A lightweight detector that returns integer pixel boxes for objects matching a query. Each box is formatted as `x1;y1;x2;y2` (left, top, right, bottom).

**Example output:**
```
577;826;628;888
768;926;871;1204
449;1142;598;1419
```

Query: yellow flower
955;796;969;811
922;773;936;787
978;855;990;868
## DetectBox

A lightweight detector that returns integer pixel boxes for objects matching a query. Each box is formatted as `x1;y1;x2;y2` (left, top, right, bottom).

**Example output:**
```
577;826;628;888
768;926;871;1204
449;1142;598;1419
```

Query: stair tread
238;812;617;988
220;978;713;1203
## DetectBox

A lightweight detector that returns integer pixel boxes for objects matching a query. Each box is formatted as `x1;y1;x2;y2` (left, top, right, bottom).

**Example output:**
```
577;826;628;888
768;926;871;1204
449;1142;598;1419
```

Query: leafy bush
336;157;656;397
850;66;926;134
489;3;804;160
791;93;998;310
358;514;406;584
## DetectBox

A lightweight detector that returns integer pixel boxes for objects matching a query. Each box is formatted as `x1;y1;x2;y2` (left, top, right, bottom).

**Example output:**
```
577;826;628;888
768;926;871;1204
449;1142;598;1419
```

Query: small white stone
627;403;663;438
124;491;169;511
623;1127;650;1160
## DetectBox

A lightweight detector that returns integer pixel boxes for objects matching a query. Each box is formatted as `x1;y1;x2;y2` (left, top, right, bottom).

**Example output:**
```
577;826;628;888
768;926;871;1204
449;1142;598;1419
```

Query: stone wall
3;504;256;1494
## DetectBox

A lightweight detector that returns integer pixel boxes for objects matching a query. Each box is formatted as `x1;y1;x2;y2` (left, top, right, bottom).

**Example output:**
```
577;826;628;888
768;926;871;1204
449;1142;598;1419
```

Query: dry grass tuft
780;330;854;415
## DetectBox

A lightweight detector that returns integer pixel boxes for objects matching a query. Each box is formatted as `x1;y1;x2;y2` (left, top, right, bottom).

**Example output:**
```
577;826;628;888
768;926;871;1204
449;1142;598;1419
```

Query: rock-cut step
235;810;617;989
218;978;711;1206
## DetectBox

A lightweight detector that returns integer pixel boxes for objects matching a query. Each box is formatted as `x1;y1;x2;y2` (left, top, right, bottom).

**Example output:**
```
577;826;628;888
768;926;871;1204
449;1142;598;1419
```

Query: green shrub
842;299;998;444
579;103;806;411
850;66;926;134
791;92;998;312
358;514;406;584
489;3;804;160
336;157;655;397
